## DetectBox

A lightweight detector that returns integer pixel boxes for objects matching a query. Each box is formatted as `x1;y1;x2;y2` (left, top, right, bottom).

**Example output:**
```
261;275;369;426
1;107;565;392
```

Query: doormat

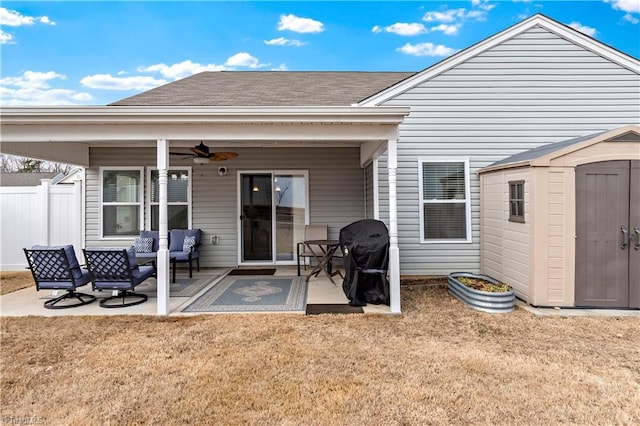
182;276;307;313
306;304;364;315
135;276;218;298
228;268;276;276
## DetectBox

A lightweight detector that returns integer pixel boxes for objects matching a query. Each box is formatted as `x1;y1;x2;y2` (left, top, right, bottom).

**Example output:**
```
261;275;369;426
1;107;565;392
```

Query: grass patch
0;271;34;295
1;286;639;424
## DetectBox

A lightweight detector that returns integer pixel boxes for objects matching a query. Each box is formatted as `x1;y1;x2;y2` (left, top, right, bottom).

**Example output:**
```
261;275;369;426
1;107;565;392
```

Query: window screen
420;160;470;242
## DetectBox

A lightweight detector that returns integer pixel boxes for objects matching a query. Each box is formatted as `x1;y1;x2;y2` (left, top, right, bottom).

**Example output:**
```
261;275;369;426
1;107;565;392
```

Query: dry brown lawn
1;274;639;425
0;271;34;295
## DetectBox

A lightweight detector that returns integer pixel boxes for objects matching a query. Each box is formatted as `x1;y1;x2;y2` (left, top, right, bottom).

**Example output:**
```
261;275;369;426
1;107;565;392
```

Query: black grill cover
339;219;390;306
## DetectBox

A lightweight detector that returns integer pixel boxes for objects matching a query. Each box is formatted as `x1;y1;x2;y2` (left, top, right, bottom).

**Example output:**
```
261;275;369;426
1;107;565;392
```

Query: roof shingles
110;71;415;107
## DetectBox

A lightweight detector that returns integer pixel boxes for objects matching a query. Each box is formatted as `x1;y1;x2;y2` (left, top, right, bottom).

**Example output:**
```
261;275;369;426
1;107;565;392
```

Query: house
1;14;639;314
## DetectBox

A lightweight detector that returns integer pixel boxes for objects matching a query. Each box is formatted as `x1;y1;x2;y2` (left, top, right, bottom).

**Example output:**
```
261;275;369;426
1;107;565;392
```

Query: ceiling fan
170;142;239;163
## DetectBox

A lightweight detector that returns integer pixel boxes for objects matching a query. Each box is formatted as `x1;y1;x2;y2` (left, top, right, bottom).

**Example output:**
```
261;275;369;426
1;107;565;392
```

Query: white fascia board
359;14;640;106
0;106;410;125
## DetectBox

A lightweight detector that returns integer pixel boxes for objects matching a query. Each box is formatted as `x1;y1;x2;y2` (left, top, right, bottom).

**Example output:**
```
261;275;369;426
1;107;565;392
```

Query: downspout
387;138;401;314
156;139;170;315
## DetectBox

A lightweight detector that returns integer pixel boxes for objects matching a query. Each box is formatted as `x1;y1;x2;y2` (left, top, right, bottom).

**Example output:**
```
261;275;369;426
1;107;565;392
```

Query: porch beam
0;123;401;144
387;138;401;314
156;139;170;315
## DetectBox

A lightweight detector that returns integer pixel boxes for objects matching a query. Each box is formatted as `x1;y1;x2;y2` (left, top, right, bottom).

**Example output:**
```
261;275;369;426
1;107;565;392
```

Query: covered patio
0;106;409;315
0;266;391;316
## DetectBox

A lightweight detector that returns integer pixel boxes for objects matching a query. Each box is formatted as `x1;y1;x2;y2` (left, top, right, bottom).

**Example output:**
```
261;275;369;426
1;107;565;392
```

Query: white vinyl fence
1;179;83;271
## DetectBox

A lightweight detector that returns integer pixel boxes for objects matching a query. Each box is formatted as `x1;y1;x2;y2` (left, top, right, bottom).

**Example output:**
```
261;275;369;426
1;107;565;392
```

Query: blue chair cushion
170;251;200;262
132;265;155;285
169;229;202;252
32;244;84;280
168;230;186;252
125;247;139;269
36;268;91;289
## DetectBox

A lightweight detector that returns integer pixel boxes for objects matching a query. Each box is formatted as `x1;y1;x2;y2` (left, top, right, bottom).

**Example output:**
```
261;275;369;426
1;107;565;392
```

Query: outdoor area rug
228;268;276;276
306;304;364;315
136;276;218;298
182;275;307;313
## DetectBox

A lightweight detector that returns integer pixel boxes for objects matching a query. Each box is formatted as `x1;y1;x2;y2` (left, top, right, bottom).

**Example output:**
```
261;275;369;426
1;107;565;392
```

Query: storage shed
478;125;640;308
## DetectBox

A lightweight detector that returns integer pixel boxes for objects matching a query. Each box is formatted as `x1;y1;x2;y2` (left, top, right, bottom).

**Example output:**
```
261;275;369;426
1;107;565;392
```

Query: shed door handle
634;227;640;251
621;226;630;249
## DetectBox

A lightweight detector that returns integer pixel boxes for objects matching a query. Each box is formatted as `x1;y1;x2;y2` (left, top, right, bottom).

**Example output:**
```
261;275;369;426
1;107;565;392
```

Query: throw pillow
134;237;154;253
183;236;196;252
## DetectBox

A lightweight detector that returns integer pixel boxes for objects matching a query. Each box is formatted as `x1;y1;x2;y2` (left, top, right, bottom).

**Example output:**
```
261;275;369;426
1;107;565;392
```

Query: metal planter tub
447;272;515;314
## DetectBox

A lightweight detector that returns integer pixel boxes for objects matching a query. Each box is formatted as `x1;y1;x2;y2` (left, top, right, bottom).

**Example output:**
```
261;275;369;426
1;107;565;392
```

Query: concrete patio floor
0;266;391;317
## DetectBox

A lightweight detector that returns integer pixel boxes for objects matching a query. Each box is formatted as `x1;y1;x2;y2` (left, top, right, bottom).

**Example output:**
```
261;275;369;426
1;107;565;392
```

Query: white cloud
430;24;460;35
422;3;494;30
80;74;168;91
264;37;306;46
569;22;597;37
397;42;457;57
0;7;55;26
0;29;13;44
623;13;640;24
0;70;65;89
271;63;288;71
277;14;324;33
0;87;91;106
606;0;640;14
372;22;427;36
225;52;265;68
0;70;91;106
422;9;465;23
138;60;227;80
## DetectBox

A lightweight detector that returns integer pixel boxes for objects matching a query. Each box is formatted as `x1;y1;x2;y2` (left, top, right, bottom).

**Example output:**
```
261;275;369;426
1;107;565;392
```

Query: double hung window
100;167;143;237
418;159;471;243
148;168;191;230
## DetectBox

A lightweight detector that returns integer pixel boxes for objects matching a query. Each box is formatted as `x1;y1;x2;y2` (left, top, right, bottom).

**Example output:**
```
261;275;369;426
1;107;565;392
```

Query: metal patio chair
83;248;155;308
297;224;328;276
23;245;97;309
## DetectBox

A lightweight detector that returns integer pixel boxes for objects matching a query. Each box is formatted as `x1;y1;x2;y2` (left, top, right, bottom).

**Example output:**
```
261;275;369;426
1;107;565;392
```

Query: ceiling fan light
193;157;209;164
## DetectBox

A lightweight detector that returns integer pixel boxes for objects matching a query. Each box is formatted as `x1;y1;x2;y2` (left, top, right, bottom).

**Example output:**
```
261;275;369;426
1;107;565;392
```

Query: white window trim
99;166;144;239
418;158;472;244
146;166;192;230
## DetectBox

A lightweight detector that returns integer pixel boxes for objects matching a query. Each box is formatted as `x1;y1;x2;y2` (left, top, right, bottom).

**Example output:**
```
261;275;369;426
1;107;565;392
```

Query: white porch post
387;138;401;314
38;179;51;245
72;179;83;253
156;139;170;315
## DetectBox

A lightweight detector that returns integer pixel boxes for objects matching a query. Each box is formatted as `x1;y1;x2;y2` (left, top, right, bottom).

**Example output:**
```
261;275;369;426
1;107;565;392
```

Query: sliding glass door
240;172;308;264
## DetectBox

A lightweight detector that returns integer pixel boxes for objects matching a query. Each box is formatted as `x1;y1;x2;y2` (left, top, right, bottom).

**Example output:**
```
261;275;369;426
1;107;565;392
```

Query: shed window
418;159;471;243
100;167;143;237
148;168;191;230
509;180;525;223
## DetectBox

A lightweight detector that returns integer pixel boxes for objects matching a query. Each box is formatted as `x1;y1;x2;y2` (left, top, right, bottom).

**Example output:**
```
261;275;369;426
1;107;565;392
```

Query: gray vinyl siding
379;26;640;276
86;147;365;267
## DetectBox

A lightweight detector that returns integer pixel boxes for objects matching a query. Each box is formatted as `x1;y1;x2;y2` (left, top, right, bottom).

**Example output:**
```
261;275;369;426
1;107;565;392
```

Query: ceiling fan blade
208;152;239;161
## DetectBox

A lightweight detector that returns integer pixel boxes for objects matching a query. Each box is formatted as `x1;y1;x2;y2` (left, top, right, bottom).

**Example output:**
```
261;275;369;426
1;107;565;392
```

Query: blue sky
1;1;639;106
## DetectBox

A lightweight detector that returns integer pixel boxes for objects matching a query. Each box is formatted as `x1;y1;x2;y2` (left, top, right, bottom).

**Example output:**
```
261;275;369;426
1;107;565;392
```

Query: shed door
575;161;639;308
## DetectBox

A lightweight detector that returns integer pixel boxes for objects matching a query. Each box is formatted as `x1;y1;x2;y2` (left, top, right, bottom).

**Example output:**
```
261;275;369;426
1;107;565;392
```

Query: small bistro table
303;239;344;285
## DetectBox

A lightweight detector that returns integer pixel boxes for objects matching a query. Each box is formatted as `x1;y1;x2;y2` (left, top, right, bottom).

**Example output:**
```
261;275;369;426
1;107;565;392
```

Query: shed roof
479;125;640;173
110;71;415;106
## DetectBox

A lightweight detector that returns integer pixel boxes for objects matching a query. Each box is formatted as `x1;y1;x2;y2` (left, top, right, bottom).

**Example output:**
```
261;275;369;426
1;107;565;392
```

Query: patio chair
297;224;328;276
83;248;155;308
23;245;97;309
168;229;202;278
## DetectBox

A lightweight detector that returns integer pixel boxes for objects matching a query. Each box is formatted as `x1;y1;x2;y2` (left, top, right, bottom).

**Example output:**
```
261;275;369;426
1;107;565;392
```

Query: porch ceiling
0;106;409;166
